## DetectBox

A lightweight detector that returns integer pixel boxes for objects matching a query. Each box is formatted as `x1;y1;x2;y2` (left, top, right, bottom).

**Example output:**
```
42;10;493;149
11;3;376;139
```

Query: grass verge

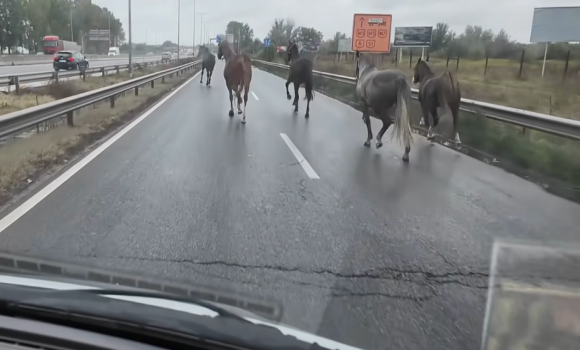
277;55;580;120
254;62;580;203
0;64;199;208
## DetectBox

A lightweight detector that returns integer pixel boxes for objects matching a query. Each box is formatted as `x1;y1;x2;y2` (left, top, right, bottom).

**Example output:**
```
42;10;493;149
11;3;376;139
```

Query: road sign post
351;14;392;53
264;38;270;61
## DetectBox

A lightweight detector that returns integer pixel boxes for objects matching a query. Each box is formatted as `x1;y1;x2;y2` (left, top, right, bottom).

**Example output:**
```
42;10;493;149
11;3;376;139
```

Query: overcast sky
92;0;578;45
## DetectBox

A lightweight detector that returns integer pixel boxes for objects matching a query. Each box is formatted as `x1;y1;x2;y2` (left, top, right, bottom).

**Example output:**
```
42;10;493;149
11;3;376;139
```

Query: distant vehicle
107;47;120;56
172;51;178;59
42;36;80;55
53;51;89;71
161;52;172;62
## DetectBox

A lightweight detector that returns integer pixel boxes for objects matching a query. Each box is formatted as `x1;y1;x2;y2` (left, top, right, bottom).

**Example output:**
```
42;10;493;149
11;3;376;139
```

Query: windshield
1;1;578;350
43;40;57;47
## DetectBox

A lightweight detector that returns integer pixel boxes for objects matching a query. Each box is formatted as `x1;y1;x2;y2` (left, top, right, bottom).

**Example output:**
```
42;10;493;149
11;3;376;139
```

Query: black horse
198;45;215;86
412;57;461;148
285;41;314;118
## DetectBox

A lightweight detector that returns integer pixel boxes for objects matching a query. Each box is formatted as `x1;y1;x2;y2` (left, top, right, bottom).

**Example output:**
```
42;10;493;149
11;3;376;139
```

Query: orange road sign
351;14;392;53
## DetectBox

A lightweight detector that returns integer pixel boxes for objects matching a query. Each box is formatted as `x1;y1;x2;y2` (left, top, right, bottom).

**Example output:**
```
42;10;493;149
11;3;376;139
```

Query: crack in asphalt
79;254;488;290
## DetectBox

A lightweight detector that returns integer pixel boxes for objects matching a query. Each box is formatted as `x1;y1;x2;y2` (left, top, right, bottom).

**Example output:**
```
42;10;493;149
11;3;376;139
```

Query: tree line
1;0;125;54
224;18;323;54
224;18;578;61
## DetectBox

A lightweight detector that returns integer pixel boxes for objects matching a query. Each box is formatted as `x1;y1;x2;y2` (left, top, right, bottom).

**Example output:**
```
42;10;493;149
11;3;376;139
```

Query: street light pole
192;0;196;49
70;1;74;41
177;0;180;60
128;0;132;77
198;13;205;45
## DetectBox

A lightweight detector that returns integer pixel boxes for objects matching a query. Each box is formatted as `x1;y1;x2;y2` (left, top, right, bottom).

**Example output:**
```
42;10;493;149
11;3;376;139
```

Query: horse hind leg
228;87;235;117
285;80;292;100
362;106;373;147
241;87;249;124
200;67;204;84
452;105;461;149
206;70;211;86
293;82;299;112
237;85;243;115
376;114;392;149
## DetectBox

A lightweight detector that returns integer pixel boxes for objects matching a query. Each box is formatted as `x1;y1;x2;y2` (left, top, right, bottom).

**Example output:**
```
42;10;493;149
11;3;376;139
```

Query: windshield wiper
50;288;252;323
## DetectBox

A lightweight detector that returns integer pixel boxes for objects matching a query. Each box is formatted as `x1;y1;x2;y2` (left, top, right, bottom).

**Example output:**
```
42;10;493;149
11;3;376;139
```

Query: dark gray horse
285;41;314;118
356;54;414;162
412;58;461;148
197;45;216;86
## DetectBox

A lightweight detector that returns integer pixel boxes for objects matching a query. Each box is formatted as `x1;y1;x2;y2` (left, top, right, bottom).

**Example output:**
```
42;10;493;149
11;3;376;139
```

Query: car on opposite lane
53;51;89;71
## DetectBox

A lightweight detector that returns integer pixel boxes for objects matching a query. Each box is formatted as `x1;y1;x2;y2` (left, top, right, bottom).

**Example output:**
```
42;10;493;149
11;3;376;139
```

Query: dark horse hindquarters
198;46;216;86
412;58;461;148
285;42;314;118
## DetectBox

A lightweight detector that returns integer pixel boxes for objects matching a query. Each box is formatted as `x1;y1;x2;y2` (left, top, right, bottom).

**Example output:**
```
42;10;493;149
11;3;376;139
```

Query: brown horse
412;58;461;148
217;40;253;124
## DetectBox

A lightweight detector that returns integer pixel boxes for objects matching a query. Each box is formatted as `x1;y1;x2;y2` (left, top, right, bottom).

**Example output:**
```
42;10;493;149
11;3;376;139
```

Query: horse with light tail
355;54;414;162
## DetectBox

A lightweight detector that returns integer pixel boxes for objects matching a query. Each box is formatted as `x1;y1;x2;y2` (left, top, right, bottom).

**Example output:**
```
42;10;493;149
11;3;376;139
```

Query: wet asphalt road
1;60;580;350
0;55;162;76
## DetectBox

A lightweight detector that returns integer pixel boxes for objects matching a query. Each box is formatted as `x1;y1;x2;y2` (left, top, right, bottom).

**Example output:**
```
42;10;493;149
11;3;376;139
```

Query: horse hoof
241;120;246;125
304;113;309;119
402;156;410;162
229;110;234;117
376;141;383;149
287;95;292;100
238;110;242;115
364;141;371;147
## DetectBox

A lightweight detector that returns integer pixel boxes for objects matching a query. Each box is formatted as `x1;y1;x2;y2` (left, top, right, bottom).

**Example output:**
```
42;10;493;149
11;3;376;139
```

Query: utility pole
70;1;74;41
177;0;180;60
128;0;133;77
198;13;205;45
108;13;111;48
192;0;196;49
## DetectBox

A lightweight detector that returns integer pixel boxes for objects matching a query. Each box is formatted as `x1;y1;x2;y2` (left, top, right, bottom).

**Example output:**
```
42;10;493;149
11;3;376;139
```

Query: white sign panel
530;7;580;43
337;38;352;52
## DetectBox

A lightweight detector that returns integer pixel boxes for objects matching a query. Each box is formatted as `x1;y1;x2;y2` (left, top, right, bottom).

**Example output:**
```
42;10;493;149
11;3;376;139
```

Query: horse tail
390;75;413;148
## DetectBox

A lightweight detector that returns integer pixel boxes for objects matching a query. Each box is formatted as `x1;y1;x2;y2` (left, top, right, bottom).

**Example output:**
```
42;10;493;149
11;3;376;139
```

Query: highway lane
0;60;579;350
0;55;163;76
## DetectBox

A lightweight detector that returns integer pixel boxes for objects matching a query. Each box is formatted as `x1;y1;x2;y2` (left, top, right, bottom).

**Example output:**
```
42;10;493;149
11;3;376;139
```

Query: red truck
42;36;81;55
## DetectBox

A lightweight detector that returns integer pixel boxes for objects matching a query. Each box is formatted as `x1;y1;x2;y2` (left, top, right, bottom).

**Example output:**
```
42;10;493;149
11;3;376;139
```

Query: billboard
87;29;110;41
338;38;352;52
393;27;432;47
530;7;580;43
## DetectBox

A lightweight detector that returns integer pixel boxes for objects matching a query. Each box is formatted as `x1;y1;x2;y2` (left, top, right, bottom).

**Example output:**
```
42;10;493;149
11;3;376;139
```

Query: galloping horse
217;40;252;124
285;40;314;118
412;57;461;148
197;45;215;86
356;54;414;162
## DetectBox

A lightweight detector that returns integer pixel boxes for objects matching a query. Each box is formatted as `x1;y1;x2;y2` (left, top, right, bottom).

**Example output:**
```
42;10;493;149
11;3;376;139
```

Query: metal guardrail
0;58;183;90
253;59;580;141
0;59;202;138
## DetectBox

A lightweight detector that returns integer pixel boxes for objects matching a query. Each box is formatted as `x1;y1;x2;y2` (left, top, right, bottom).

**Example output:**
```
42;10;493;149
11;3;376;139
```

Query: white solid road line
251;91;259;100
0;71;202;234
279;133;320;180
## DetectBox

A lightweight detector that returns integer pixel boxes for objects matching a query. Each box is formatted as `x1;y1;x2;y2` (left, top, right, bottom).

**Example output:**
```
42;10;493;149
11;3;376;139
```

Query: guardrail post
101;67;105;77
110;96;115;108
151;80;155;88
135;86;139;96
81;70;86;81
162;77;166;83
116;65;120;74
66;111;74;127
52;71;59;83
10;76;20;94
